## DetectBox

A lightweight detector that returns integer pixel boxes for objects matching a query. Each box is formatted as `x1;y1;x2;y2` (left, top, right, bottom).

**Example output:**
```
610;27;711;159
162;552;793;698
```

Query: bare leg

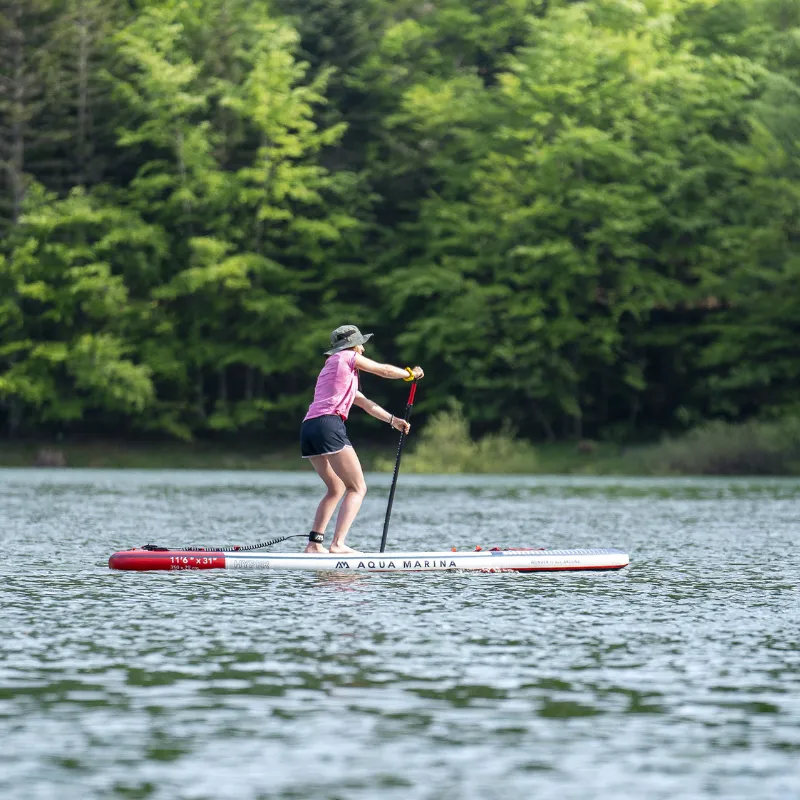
305;456;346;553
326;447;367;553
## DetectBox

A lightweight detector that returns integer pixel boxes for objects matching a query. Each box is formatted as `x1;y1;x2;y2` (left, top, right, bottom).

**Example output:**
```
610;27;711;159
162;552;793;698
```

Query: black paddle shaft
379;382;418;553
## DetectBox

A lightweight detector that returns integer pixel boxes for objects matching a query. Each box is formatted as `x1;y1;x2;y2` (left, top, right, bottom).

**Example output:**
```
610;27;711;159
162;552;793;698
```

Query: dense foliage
1;0;798;443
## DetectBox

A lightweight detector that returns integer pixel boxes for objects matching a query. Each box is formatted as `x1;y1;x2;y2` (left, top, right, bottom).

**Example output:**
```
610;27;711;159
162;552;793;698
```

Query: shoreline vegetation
3;413;799;476
2;2;799;454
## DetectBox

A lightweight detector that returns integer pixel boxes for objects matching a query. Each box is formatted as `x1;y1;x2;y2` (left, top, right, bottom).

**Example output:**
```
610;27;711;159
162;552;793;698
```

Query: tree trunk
573;409;583;440
75;0;91;186
244;366;254;401
8;398;23;437
9;15;27;224
629;393;640;432
530;400;555;442
218;367;228;403
196;367;205;420
175;127;193;235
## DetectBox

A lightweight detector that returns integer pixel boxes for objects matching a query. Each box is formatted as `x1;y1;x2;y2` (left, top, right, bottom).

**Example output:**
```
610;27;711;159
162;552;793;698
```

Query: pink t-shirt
303;350;359;422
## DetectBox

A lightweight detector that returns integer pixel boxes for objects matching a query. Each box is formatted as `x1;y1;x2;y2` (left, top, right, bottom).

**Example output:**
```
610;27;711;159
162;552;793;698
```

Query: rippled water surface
1;469;799;800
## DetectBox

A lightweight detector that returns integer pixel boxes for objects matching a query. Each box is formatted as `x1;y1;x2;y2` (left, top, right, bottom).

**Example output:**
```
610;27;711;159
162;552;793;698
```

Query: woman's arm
353;392;411;434
354;354;424;381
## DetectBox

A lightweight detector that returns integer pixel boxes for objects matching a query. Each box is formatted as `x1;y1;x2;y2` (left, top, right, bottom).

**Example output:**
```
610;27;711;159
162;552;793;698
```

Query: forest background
1;0;799;473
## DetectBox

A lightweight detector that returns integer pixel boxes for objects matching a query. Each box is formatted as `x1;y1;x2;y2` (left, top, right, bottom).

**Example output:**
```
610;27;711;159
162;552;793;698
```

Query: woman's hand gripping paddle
379;381;417;553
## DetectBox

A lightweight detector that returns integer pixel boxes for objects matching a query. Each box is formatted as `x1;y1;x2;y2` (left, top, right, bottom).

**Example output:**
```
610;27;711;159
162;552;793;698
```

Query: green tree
0;185;160;432
1;0;799;444
109;0;360;436
380;0;781;439
0;0;55;229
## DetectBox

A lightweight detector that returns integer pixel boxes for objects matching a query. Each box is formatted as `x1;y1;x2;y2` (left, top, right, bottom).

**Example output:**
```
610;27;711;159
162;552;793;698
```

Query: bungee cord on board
140;534;308;553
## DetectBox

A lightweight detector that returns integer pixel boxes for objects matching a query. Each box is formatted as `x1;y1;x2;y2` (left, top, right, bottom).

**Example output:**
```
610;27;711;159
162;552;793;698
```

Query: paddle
379;381;418;553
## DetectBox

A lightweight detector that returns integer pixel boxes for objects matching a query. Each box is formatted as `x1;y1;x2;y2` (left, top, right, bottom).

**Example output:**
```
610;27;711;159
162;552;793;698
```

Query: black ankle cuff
308;531;324;544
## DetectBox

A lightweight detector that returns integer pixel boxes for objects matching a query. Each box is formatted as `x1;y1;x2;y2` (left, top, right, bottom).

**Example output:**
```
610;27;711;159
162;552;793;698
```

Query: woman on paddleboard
301;325;424;554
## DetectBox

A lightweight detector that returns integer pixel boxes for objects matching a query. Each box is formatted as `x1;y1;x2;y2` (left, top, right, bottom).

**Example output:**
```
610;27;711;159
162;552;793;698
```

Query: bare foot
304;542;329;554
329;544;361;554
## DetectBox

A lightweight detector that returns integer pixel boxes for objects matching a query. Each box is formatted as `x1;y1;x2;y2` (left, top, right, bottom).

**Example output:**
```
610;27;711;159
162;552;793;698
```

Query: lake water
1;469;798;800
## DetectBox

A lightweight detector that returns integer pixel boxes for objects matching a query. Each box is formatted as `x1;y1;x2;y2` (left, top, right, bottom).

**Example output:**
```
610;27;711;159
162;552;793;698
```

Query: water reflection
313;572;369;591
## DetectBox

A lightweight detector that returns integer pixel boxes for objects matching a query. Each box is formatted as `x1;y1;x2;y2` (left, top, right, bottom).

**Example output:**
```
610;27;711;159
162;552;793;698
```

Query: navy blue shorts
300;414;352;458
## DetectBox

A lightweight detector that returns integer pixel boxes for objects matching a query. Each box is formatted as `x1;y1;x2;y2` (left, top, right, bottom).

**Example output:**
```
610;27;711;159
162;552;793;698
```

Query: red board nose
108;550;226;571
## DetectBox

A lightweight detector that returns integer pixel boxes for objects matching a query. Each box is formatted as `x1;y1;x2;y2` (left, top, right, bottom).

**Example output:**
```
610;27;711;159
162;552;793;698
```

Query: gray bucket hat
324;324;373;355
